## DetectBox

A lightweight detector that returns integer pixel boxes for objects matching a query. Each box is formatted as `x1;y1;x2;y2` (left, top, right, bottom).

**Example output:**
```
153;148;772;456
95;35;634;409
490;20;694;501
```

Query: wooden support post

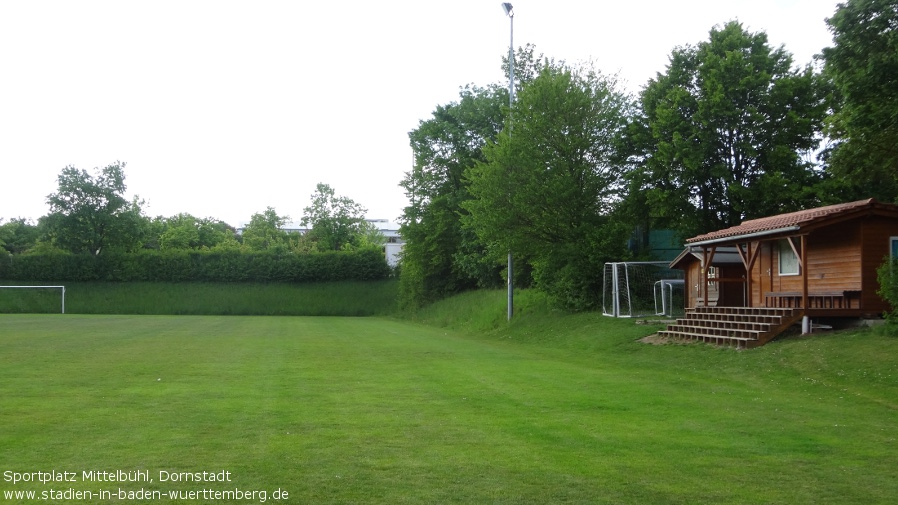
701;246;718;307
702;247;709;307
801;235;809;310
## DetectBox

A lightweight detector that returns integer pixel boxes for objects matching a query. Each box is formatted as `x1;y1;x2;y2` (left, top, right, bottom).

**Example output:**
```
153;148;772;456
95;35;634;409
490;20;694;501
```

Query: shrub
3;249;391;283
876;257;898;330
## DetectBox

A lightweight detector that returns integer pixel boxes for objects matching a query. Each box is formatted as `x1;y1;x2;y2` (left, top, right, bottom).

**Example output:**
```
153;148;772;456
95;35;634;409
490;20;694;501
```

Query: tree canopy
464;62;632;309
398;83;508;308
821;0;898;202
0;218;40;255
241;207;292;251
634;21;828;238
301;183;382;252
43;161;147;255
154;213;237;251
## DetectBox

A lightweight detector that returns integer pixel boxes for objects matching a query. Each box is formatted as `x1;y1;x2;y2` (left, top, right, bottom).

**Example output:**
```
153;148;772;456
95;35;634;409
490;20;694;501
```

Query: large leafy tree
241;207;291;251
301;183;381;251
0;218;41;254
821;0;898;202
398;83;507;308
464;62;633;310
43;161;147;255
635;21;827;238
398;46;573;309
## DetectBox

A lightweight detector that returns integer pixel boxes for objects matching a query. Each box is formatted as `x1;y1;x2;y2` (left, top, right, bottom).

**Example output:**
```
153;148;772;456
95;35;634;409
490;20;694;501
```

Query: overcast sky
0;0;841;227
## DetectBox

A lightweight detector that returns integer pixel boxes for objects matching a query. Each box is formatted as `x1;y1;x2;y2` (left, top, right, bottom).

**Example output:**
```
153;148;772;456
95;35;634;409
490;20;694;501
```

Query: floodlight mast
503;2;514;321
503;3;514;104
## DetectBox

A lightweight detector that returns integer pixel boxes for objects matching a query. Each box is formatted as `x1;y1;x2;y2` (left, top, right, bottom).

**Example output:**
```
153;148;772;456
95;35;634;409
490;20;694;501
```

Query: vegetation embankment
2;291;897;504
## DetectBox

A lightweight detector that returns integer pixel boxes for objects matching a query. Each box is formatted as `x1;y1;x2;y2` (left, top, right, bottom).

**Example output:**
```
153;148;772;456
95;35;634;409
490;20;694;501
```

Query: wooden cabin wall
749;242;768;306
747;223;862;305
684;261;701;308
804;222;863;293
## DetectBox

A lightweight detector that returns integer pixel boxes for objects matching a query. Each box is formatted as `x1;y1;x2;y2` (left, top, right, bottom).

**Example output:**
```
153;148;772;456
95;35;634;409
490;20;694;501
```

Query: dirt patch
635;319;675;325
639;333;675;345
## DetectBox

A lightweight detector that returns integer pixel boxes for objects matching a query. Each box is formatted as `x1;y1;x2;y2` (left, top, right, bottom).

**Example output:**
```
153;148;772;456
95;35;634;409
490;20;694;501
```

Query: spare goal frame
602;262;683;318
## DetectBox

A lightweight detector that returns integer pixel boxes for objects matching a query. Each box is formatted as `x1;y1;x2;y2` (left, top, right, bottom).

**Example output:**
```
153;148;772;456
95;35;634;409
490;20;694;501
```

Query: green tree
877;257;898;330
0;218;41;254
155;213;237;250
502;43;557;89
464;62;633;310
398;46;565;309
301;183;381;251
159;214;200;250
635;21;828;238
197;217;239;250
241;207;291;251
821;0;898;202
399;83;508;309
43;161;147;254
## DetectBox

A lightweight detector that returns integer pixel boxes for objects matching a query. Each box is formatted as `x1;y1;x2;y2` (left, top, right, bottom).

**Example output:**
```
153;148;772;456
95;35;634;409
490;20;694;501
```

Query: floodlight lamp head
502;2;514;17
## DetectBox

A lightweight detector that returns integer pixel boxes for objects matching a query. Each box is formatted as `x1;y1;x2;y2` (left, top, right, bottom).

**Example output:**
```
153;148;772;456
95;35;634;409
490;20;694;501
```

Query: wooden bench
764;291;861;309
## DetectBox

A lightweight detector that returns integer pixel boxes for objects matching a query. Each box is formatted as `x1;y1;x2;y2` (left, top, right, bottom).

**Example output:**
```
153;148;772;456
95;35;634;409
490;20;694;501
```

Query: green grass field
1;290;897;504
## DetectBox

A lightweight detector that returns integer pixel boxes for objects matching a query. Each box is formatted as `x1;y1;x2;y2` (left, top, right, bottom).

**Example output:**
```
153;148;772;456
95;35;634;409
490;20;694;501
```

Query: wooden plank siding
804;222;862;293
746;223;863;307
749;242;770;307
684;262;700;308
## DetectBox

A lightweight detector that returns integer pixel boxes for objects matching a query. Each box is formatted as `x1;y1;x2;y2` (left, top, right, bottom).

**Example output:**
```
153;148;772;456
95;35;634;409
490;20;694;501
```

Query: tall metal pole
503;3;514;321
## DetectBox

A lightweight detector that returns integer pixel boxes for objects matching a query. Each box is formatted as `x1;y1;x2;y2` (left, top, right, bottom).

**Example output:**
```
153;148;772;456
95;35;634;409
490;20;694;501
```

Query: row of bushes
0;248;392;283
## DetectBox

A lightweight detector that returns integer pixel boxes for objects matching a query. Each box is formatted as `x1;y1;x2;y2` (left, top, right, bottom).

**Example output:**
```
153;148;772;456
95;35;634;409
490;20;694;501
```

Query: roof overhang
686;225;800;247
669;245;744;269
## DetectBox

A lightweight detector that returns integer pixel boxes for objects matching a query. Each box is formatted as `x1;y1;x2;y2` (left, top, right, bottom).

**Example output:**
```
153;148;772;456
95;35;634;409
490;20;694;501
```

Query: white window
778;239;800;276
891;237;898;258
707;266;718;286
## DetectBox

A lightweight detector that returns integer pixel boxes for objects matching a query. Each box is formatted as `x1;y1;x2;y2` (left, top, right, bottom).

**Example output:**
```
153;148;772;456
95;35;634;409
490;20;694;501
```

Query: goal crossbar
0;286;66;314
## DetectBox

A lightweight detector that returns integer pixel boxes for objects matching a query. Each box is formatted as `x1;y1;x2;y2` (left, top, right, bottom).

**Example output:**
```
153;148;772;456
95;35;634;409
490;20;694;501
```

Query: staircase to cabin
657;307;803;349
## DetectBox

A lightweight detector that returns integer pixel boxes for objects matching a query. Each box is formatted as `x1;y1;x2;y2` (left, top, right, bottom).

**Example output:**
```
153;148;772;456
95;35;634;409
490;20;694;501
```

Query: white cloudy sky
0;0;841;227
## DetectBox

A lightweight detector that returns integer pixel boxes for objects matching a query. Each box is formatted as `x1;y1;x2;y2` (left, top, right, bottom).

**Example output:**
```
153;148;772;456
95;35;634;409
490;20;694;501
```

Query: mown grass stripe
1;312;896;504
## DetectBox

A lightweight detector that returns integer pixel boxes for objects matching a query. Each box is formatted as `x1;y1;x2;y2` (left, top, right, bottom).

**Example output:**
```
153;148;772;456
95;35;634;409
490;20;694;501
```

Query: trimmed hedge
0;248;391;283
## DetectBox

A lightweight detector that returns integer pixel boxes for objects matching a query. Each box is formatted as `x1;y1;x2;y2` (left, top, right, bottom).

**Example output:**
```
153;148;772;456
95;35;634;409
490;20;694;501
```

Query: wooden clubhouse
659;198;898;348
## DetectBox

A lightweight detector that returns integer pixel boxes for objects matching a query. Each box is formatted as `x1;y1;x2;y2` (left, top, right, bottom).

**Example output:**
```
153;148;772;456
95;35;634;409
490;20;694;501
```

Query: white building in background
236;218;404;267
368;219;404;268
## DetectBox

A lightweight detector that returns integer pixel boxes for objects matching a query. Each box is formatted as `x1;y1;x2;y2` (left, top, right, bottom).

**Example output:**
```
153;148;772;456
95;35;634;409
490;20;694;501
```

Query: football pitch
1;314;897;504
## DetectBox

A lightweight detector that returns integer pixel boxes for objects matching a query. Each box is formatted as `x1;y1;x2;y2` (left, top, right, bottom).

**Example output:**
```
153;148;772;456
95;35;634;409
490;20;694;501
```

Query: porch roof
685;198;897;246
669;245;743;269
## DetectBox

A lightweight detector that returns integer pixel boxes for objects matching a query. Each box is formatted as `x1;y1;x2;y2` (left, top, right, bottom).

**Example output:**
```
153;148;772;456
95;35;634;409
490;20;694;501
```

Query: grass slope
1;291;897;504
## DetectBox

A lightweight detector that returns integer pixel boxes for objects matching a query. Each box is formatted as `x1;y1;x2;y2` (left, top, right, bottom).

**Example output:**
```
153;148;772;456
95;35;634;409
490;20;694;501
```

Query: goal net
602;262;684;317
0;285;66;314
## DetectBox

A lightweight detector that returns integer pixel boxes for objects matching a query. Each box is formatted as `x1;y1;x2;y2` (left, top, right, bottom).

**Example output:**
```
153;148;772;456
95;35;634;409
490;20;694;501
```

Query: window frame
778;238;801;276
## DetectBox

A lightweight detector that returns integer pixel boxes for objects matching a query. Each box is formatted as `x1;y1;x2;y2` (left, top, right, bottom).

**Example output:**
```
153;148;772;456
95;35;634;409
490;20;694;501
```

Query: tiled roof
686;198;890;244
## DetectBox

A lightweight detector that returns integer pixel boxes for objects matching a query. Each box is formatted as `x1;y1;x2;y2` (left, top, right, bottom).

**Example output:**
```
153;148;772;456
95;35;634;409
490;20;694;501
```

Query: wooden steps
657;307;803;349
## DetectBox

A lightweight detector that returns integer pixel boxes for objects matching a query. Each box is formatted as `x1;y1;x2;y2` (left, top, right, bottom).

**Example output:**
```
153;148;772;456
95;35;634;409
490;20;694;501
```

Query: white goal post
0;286;66;314
602;262;684;318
